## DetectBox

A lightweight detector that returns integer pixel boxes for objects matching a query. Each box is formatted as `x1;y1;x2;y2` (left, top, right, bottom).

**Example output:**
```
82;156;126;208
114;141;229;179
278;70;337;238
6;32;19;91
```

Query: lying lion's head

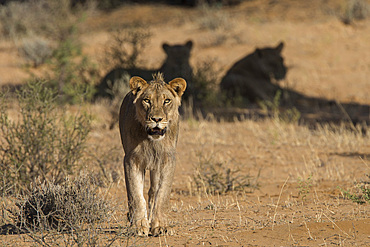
130;74;186;141
255;42;286;80
162;40;193;67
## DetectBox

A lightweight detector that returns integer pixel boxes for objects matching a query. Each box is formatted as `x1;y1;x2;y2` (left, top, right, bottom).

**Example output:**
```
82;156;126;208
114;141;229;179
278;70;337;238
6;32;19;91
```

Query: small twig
211;206;217;229
236;199;242;226
322;213;350;238
304;221;314;240
272;176;289;230
352;222;356;240
288;221;296;243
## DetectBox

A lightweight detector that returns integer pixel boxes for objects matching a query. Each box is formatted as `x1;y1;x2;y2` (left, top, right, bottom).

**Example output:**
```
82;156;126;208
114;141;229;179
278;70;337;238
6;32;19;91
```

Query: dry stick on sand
323;213;350;238
303;221;314;240
272;176;290;230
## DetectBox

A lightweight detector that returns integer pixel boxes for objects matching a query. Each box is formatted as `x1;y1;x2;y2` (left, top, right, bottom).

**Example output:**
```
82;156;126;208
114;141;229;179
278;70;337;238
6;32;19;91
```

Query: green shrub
0;81;91;193
297;174;313;200
45;35;99;104
339;174;370;204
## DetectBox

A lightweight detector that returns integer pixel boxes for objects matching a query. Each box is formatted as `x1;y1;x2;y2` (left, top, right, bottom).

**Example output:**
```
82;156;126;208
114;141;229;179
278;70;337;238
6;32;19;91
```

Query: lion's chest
130;140;176;170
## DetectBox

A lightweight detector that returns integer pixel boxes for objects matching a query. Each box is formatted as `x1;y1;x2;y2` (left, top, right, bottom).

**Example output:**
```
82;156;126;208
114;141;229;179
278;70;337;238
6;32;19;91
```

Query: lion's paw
150;218;174;236
150;226;174;237
133;218;150;236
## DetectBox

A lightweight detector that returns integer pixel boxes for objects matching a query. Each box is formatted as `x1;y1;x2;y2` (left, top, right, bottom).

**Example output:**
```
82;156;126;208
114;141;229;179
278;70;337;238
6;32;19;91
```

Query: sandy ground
0;0;369;246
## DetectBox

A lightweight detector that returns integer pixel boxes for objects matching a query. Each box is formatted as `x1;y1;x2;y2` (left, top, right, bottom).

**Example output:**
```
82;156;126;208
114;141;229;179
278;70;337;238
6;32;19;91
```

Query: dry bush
17;36;54;68
107;72;131;129
341;0;370;24
0;81;91;193
196;3;232;31
15;176;111;232
3;175;118;246
192;151;259;195
190;58;224;108
48;39;99;103
100;70;131;101
0;0;94;40
103;26;152;70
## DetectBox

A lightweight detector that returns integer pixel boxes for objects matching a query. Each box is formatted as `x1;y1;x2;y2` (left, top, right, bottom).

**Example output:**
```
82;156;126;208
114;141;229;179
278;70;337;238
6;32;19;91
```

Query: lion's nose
151;117;163;123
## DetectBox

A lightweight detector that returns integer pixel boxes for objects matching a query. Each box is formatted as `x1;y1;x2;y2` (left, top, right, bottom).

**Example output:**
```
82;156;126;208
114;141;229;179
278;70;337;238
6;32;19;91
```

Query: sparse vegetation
104;26;152;70
190;58;224;107
15;176;111;231
0;0;98;102
17;36;53;68
1;175;118;246
47;37;99;103
297;174;313;200
197;3;232;31
340;174;370;204
341;0;370;24
258;90;301;123
0;81;91;193
192;152;259;194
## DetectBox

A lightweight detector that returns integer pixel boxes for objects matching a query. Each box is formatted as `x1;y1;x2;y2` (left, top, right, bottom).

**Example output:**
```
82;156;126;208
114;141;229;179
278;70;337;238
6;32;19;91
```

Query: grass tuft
192;152;259;195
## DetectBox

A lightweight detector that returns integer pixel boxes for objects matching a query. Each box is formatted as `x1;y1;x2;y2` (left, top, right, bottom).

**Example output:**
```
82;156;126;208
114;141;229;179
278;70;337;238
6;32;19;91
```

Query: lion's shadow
94;40;193;100
200;42;370;128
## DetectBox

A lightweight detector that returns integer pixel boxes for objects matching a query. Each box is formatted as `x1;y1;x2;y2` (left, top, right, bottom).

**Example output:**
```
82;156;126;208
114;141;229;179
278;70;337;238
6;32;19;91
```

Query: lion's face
130;75;186;141
256;42;287;80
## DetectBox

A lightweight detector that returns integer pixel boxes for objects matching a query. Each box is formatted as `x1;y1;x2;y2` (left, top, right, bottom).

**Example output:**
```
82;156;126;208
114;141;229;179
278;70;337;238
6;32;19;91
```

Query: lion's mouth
146;126;167;136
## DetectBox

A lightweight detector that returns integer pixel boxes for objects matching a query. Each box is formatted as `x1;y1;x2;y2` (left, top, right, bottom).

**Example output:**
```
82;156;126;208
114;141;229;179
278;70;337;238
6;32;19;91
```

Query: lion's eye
164;99;171;105
143;99;151;104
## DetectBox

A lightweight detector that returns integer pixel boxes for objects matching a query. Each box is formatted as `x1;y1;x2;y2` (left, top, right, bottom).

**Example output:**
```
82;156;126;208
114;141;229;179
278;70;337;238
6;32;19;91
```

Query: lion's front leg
148;161;176;236
124;157;149;236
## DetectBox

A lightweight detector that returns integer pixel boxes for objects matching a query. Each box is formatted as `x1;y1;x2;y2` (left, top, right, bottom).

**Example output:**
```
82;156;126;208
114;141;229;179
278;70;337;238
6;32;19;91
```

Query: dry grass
0;98;369;246
1;96;368;245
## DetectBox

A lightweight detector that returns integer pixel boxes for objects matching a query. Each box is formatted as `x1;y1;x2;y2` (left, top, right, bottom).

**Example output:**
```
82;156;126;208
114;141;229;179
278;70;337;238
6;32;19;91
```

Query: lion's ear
185;40;193;49
276;42;284;53
256;48;263;58
162;43;170;53
169;78;187;97
130;76;147;95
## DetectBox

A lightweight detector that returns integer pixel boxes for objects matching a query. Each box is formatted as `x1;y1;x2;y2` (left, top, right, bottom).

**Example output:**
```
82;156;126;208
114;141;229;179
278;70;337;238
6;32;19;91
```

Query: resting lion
95;40;193;99
119;73;186;236
220;42;287;103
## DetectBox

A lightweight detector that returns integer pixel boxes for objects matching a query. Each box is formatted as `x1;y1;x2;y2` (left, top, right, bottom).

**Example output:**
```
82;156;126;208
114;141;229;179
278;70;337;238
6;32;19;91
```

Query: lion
220;42;287;103
119;73;186;236
95;40;193;100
